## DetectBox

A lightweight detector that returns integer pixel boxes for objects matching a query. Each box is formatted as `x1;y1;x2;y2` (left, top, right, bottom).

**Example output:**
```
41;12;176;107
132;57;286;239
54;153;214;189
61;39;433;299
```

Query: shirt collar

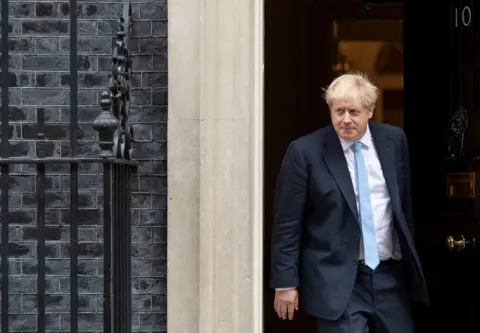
338;125;372;152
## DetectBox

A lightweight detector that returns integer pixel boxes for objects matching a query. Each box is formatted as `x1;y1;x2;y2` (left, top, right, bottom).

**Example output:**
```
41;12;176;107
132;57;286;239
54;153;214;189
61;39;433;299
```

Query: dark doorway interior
264;1;480;332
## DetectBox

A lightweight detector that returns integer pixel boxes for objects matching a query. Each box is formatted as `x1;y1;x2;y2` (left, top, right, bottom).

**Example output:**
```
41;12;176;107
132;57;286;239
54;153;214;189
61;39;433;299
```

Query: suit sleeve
269;141;308;289
401;130;415;239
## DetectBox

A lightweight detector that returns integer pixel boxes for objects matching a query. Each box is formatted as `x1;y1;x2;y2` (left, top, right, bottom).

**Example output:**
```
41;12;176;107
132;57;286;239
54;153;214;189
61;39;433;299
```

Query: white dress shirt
339;125;401;261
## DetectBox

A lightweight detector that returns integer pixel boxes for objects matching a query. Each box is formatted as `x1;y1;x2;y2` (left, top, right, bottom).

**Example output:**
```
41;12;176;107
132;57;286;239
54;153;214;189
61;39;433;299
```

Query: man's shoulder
370;121;406;142
292;125;331;148
283;126;331;163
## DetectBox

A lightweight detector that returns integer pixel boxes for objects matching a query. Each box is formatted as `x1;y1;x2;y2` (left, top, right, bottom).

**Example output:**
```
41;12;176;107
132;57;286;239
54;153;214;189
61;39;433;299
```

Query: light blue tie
353;142;380;270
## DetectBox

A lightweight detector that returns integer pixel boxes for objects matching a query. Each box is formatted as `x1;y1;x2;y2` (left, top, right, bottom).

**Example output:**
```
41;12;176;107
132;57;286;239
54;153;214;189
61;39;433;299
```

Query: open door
266;0;480;332
403;1;480;331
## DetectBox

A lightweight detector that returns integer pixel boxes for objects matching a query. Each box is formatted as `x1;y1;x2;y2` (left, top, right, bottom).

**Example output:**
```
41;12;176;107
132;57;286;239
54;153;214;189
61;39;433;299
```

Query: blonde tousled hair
323;72;379;109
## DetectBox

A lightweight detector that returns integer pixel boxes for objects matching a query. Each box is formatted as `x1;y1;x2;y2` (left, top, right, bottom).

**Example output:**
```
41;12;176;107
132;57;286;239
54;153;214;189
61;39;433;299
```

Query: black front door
403;1;480;331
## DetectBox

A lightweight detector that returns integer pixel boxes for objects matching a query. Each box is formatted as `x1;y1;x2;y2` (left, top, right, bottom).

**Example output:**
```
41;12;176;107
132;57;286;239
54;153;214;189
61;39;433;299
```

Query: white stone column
168;0;264;331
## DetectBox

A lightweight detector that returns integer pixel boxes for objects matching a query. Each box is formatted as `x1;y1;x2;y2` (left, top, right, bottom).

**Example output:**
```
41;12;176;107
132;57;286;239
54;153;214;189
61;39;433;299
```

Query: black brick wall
2;0;167;332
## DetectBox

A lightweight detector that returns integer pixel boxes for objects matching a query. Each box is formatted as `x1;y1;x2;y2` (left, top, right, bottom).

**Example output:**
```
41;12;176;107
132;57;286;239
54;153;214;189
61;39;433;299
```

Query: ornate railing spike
93;0;134;160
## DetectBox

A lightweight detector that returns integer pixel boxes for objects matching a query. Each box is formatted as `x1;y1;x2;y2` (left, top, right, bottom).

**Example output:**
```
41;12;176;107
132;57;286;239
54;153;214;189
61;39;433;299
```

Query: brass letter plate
447;172;475;198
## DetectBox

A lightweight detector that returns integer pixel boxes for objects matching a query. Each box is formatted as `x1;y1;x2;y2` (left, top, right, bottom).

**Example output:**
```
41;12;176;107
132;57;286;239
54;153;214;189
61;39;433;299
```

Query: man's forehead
332;98;362;109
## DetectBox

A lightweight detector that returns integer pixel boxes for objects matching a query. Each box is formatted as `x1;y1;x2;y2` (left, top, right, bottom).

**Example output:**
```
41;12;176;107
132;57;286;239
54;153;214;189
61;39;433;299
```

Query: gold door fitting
445;234;476;251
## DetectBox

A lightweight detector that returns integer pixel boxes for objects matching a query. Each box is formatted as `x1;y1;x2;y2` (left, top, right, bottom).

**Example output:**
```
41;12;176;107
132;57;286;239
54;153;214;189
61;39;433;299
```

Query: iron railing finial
94;0;134;160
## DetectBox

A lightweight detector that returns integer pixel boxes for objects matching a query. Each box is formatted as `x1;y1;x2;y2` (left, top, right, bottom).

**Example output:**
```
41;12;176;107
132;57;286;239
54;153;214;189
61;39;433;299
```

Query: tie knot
353;141;363;153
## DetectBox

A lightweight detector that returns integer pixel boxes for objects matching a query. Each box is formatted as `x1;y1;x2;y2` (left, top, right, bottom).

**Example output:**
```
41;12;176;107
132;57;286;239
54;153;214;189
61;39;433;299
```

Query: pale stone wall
167;0;264;332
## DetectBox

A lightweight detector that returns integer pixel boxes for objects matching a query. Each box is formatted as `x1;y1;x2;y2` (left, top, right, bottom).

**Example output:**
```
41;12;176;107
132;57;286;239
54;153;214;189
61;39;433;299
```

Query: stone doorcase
168;0;264;332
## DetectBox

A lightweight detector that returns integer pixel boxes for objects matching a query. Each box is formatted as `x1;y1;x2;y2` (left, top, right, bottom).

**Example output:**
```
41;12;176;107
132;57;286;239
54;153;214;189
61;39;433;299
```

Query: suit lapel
322;126;359;222
369;123;401;212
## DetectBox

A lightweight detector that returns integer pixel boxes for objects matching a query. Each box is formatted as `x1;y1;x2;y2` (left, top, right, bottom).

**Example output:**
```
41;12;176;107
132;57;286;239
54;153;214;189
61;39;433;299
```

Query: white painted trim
251;0;265;331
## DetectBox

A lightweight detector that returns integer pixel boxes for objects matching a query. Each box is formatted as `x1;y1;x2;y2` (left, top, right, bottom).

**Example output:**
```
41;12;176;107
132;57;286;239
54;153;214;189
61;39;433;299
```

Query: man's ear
368;104;374;118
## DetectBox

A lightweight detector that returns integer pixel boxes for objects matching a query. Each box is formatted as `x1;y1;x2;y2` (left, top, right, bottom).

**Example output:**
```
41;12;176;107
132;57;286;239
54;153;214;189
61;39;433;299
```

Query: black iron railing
0;0;135;333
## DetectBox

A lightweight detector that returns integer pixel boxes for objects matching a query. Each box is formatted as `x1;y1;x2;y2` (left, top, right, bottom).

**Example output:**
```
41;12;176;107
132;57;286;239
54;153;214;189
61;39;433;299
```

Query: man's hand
274;289;299;320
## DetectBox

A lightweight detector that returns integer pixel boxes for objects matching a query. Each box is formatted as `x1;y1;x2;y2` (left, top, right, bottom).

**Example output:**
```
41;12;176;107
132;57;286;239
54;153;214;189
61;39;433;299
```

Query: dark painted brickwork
2;0;167;331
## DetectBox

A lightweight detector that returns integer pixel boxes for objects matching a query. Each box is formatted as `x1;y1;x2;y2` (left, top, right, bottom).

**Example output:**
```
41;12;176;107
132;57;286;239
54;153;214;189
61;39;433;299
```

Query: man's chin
339;130;358;141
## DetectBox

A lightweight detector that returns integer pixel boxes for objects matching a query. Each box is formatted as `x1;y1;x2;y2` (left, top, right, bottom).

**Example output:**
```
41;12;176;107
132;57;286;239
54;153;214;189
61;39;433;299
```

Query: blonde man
269;73;428;333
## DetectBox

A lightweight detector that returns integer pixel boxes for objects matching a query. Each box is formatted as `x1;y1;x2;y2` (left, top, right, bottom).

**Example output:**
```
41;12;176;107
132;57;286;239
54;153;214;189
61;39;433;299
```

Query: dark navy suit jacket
269;121;429;321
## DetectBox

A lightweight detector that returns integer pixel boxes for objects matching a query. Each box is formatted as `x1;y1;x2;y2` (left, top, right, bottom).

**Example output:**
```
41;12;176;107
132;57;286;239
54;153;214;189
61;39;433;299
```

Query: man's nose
342;114;352;123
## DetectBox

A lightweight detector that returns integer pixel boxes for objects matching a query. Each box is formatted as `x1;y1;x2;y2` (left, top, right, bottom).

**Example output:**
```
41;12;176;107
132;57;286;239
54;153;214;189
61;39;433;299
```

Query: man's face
330;94;373;141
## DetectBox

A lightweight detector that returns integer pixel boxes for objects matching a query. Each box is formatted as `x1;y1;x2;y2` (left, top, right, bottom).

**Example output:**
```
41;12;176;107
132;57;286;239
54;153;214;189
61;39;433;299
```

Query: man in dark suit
269;73;428;333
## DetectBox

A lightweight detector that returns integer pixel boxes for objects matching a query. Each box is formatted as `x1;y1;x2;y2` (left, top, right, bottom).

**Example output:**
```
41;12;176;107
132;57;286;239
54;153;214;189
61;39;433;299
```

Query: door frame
167;0;264;332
